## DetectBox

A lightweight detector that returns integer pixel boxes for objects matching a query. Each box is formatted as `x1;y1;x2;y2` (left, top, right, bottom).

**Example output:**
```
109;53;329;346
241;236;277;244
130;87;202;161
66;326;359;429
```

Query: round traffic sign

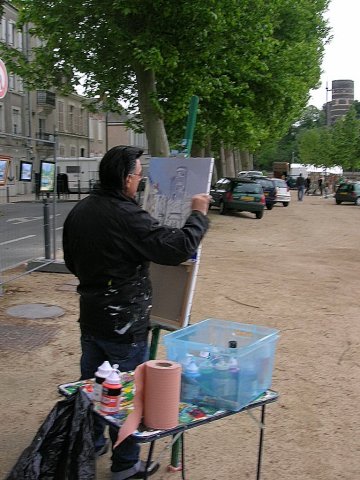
0;59;8;99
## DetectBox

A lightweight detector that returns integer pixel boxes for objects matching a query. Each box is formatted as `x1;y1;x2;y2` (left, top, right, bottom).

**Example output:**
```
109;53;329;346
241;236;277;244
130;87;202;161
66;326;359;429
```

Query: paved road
0;200;76;271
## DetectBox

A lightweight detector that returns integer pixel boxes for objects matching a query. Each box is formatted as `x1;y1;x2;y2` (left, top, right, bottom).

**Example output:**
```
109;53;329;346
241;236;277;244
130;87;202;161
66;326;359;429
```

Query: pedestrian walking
305;176;311;195
296;173;306;201
324;181;329;198
318;177;323;196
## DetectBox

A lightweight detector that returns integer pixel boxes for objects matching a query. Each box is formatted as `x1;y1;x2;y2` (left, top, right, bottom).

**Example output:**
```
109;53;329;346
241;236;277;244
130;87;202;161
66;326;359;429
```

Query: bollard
43;198;51;259
78;179;81;200
6;186;10;203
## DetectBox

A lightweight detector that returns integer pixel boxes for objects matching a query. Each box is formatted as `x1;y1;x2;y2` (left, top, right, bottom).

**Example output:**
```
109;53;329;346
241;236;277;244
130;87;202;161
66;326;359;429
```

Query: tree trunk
220;143;227;177
135;66;170;157
224;148;235;177
191;144;205;157
234;149;241;173
240;151;254;170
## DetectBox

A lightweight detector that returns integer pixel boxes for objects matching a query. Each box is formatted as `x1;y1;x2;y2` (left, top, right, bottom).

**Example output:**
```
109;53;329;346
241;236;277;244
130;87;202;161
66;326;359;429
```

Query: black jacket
63;188;209;340
296;176;306;187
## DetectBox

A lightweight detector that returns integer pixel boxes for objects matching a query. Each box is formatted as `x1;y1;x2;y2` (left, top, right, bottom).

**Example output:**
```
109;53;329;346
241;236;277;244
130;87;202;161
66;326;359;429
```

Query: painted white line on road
6;216;42;224
0;235;36;246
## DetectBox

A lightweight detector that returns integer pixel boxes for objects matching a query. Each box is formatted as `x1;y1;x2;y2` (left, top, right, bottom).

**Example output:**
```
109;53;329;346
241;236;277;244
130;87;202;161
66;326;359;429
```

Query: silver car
272;178;291;207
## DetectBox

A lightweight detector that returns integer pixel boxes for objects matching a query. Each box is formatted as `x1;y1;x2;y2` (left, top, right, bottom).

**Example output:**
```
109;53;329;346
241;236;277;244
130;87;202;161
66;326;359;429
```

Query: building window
38;118;46;139
89;117;95;140
98;120;105;141
16;77;24;92
67;165;80;174
12;107;21;134
59;144;65;157
68;105;74;133
7;20;15;45
16;30;23;51
8;74;15;91
70;145;76;157
0;17;6;41
80;147;85;157
0;103;4;131
58;101;64;131
79;108;85;135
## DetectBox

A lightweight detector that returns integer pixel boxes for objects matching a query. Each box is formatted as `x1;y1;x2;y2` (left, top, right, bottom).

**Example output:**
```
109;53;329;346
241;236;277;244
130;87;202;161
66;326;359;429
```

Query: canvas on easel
143;157;213;330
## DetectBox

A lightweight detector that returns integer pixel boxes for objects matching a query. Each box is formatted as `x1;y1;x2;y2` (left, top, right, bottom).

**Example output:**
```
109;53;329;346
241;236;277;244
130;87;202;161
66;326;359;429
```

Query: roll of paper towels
115;360;181;446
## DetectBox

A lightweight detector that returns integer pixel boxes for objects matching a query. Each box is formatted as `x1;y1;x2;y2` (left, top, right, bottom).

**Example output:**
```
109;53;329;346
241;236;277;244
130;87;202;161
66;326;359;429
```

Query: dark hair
99;145;144;191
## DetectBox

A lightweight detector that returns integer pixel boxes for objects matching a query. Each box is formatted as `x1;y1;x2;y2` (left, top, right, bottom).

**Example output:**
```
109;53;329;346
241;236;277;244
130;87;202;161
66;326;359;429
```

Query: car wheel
255;210;264;219
355;197;360;206
283;202;289;207
336;200;341;205
266;203;273;210
219;201;228;215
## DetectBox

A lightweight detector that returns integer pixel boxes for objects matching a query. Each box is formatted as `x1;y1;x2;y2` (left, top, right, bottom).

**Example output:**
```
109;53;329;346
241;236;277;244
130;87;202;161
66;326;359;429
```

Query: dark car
246;175;277;210
286;176;297;189
210;177;265;219
335;182;360;205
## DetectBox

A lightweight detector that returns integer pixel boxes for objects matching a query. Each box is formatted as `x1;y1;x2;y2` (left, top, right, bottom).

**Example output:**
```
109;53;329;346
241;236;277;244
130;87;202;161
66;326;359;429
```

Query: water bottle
242;362;257;402
198;358;213;396
212;359;231;399
228;357;239;402
181;360;200;403
100;368;122;415
227;341;239;402
93;360;113;401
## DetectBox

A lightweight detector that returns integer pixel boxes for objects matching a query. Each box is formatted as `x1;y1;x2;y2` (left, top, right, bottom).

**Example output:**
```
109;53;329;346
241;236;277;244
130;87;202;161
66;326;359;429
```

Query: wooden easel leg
167;434;183;473
149;326;161;360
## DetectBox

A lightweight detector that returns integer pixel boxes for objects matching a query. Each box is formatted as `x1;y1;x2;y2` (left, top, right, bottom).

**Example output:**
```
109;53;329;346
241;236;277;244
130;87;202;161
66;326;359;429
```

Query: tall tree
332;107;360;171
1;0;330;160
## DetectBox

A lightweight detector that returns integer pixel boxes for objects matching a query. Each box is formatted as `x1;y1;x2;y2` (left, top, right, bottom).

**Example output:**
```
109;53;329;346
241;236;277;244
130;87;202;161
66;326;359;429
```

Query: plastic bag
6;389;95;480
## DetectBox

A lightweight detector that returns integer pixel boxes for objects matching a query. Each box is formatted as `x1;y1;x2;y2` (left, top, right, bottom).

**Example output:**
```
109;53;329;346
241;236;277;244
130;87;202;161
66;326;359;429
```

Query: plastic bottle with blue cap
226;340;239;401
212;358;231;399
181;359;201;403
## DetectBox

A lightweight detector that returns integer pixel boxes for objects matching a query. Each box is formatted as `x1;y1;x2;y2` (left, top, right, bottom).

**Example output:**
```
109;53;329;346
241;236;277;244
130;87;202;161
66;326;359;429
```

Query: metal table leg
144;440;156;480
256;405;266;480
181;432;186;480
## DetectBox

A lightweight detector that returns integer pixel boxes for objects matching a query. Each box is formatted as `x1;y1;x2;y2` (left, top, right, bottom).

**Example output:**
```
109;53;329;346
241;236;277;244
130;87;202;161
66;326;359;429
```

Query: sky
309;0;360;108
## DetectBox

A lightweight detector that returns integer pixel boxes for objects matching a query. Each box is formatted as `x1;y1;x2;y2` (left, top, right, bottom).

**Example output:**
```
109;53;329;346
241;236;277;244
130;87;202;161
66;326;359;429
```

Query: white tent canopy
290;163;343;174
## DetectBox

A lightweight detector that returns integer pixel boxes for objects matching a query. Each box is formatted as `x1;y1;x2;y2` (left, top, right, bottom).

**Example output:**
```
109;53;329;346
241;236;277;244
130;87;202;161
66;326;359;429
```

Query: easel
148;259;199;470
146;94;206;470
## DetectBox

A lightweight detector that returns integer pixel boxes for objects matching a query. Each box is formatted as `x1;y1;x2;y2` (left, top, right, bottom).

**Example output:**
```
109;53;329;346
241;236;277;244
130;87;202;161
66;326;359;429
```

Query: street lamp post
326;82;332;127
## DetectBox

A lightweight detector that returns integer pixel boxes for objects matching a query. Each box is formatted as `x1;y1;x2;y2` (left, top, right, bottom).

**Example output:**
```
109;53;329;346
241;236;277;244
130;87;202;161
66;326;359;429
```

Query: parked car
246;175;277;210
272;178;291;207
286;176;297;189
335;182;360;205
210;177;265;219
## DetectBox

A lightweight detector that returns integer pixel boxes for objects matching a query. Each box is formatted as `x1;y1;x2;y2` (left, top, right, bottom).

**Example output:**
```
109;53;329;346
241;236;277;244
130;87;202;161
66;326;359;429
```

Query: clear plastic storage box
163;318;280;411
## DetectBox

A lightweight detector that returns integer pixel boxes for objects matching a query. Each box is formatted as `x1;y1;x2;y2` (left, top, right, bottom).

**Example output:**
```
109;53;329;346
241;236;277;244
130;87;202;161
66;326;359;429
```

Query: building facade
0;1;148;198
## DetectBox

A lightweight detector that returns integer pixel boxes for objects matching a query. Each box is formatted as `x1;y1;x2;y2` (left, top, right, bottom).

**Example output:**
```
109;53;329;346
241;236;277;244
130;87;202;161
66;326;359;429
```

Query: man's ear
125;174;131;187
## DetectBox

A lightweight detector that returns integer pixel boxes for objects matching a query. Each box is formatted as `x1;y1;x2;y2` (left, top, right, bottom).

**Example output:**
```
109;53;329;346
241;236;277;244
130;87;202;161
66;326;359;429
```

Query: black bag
6;389;95;480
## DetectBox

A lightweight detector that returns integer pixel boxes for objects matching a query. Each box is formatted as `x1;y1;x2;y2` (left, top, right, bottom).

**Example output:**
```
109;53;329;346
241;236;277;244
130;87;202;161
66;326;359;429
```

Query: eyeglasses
129;172;143;179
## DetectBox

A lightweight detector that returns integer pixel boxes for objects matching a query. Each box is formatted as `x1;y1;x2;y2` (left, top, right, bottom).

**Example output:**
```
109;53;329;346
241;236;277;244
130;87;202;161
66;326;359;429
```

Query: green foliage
1;0;330;156
160;0;330;152
294;106;360;170
332;107;360;170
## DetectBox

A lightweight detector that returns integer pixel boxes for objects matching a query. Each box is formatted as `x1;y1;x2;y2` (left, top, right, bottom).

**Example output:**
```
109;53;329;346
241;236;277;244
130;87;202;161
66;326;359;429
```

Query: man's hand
191;194;212;215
